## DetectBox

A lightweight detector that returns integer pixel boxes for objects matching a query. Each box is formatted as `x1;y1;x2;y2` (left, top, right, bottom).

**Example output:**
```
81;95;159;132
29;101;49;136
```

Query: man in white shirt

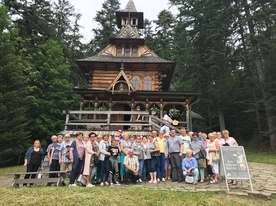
180;128;191;158
124;149;140;185
161;111;171;134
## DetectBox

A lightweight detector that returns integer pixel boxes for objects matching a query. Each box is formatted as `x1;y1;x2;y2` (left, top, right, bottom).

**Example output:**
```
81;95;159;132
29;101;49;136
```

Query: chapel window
131;76;140;90
143;76;152;91
116;45;122;57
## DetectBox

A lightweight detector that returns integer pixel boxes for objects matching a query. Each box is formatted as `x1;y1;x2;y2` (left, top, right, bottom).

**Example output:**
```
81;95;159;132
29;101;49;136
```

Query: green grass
245;150;276;164
0;152;275;206
0;165;25;176
0;187;274;206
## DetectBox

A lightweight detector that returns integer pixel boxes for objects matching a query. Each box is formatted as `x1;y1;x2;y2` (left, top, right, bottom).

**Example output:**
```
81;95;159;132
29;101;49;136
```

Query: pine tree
90;0;120;52
27;40;73;140
0;5;30;166
152;10;175;60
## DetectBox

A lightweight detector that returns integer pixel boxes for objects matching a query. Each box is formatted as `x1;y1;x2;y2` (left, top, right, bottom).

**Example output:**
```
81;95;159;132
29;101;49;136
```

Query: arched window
132;46;138;57
131;76;140;90
143;76;152;90
124;45;130;57
116;45;122;57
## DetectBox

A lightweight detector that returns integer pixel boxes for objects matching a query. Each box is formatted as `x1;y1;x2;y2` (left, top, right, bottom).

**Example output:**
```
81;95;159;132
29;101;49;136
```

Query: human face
51;136;57;143
103;135;109;141
136;136;142;144
192;135;198;142
164;134;169;139
128;150;134;157
64;135;70;142
159;131;163;138
124;133;129;141
89;134;96;142
208;133;215;141
186;150;192;158
181;129;186;136
77;133;83;141
223;132;229;139
58;136;63;143
83;135;89;142
97;136;102;143
216;132;222;139
34;140;40;148
142;136;148;143
130;137;135;143
111;140;117;147
202;133;207;140
151;131;157;138
170;130;176;137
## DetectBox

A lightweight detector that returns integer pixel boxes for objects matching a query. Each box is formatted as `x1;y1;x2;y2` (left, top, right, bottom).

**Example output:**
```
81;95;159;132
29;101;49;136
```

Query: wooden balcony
61;110;186;136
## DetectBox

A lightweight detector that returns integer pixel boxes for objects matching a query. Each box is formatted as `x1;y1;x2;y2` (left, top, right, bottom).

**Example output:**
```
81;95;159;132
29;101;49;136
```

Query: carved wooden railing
63;110;185;133
63;110;152;131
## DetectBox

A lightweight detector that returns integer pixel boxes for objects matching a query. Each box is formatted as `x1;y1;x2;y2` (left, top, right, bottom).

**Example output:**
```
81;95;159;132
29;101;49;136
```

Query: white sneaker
157;178;160;182
110;183;114;187
138;178;143;183
115;181;120;185
148;180;153;183
86;184;95;187
69;183;77;187
162;178;166;182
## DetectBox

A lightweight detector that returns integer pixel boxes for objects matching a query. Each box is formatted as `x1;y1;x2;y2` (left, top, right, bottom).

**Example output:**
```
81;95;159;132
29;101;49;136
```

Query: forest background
0;0;275;167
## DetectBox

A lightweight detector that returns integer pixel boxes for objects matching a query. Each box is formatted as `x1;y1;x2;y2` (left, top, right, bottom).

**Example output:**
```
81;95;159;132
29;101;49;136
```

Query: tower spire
124;0;137;12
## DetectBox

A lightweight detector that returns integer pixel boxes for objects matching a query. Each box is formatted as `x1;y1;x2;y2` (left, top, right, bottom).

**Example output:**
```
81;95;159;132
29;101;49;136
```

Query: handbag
212;152;220;162
77;174;86;186
198;159;207;168
151;151;160;157
185;175;194;184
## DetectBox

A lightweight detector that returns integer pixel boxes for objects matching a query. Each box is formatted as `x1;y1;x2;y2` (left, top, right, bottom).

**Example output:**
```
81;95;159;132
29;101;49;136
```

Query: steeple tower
116;0;144;30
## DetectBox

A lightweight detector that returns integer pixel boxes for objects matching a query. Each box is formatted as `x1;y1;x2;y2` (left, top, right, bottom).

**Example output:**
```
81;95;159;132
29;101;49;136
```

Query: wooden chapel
61;0;200;135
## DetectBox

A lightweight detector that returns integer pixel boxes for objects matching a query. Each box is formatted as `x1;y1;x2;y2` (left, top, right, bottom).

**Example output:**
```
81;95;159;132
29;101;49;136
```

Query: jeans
49;159;60;178
70;159;84;184
148;157;157;172
143;159;150;180
197;159;205;181
157;153;165;178
100;157;110;182
183;168;199;184
125;169;140;184
169;152;183;181
138;159;144;177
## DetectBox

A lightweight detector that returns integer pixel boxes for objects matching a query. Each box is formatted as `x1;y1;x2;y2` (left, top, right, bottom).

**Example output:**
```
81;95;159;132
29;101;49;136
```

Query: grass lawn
0;187;275;206
0;150;275;206
245;150;276;164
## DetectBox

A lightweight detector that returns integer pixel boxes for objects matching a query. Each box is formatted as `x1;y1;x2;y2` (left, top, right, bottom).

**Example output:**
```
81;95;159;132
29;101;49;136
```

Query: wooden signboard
220;146;253;191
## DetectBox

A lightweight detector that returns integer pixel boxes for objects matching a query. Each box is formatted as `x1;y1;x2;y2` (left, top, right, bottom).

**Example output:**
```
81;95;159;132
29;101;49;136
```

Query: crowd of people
23;128;239;187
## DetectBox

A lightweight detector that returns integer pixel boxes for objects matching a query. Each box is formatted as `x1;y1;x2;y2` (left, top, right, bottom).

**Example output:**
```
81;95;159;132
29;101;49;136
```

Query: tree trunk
234;0;263;144
242;0;276;150
218;109;225;132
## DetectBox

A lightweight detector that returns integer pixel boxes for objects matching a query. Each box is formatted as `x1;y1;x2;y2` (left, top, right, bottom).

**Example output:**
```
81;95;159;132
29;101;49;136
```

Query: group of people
23;128;239;187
